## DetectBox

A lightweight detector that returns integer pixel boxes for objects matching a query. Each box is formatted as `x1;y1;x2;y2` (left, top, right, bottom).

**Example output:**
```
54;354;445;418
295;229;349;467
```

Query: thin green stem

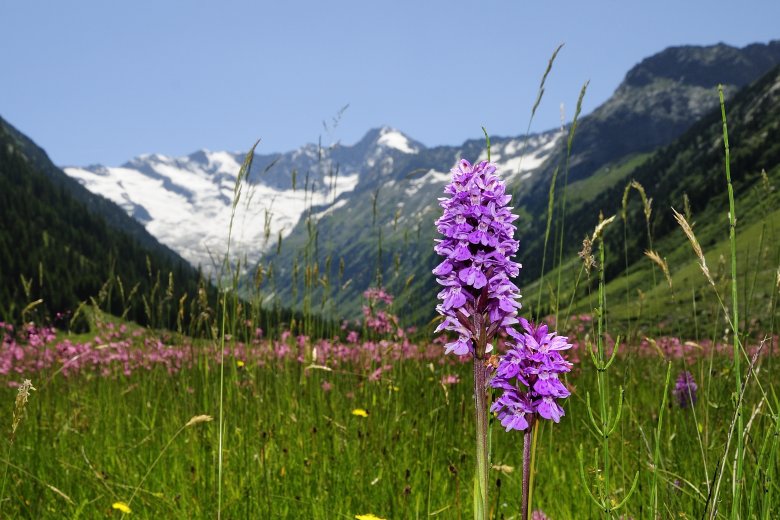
597;236;611;501
719;85;743;520
217;141;258;520
0;441;12;513
127;424;187;507
622;219;631;342
523;45;563;321
516;43;564;178
482;127;491;163
652;362;672;518
554;80;589;323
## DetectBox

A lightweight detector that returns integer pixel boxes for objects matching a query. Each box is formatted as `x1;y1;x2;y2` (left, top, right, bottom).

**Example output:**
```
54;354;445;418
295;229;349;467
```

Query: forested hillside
0;118;208;325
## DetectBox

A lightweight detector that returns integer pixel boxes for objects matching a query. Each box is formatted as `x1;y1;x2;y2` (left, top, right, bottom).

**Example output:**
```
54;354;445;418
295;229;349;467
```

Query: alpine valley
58;40;780;324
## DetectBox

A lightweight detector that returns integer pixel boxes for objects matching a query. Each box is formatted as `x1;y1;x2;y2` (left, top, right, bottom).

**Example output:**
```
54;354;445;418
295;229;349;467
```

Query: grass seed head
590;214;616;242
630;180;653;223
644;250;673;289
672;208;713;286
620;183;631;221
185;415;214;428
11;379;35;438
683;192;692;223
578;235;596;275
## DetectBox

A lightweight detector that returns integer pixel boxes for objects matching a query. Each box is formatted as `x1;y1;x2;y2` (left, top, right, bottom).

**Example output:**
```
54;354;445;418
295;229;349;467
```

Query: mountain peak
356;126;423;154
624;40;780;89
135;152;170;162
376;126;420;154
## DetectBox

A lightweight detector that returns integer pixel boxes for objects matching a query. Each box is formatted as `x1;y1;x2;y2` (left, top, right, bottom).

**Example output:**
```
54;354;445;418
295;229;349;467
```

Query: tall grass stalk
620;184;634;342
534;80;588;321
553;80;589;323
718;85;743;519
217;141;258;519
535;159;562;320
515;43;564;179
524;44;564;320
651;362;671;518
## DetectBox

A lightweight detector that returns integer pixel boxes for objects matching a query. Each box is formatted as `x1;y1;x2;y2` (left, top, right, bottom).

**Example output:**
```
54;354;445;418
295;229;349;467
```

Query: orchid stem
522;419;534;520
474;359;490;520
527;419;540;519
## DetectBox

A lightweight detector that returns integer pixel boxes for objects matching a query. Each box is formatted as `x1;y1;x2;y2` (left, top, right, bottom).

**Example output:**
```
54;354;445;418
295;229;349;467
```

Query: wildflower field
2;50;780;520
2;309;777;518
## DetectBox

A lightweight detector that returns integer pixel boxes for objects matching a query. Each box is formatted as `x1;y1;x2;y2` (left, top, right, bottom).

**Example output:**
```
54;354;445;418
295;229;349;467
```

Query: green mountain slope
532;65;780;334
542;41;780;185
517;42;780;279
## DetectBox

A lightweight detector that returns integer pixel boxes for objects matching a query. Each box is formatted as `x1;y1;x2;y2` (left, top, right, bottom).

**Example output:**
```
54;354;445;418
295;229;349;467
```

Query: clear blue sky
1;1;778;166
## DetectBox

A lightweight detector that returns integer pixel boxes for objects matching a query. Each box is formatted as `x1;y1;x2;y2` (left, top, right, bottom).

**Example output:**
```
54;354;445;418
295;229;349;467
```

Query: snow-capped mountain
63;126;428;271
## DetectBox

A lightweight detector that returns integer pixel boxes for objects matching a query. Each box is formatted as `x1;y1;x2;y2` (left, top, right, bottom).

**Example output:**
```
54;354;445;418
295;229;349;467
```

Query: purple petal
536;397;564;423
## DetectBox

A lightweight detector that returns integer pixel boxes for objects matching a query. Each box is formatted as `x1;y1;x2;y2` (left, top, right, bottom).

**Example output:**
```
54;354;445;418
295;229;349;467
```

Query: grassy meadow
1;309;777;518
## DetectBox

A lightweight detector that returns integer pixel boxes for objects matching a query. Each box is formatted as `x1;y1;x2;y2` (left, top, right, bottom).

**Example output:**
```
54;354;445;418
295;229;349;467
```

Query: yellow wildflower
351;408;369;418
355;515;386;520
236;360;245;368
112;501;132;514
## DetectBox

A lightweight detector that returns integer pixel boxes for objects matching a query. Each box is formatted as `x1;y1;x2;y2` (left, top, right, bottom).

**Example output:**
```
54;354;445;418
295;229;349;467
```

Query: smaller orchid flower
673;370;698;408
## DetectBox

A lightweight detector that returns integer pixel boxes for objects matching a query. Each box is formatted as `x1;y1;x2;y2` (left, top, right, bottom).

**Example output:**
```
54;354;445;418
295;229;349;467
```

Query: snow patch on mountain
314;198;349;219
402;131;560;199
65;150;359;272
405;169;450;197
478;132;560;182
